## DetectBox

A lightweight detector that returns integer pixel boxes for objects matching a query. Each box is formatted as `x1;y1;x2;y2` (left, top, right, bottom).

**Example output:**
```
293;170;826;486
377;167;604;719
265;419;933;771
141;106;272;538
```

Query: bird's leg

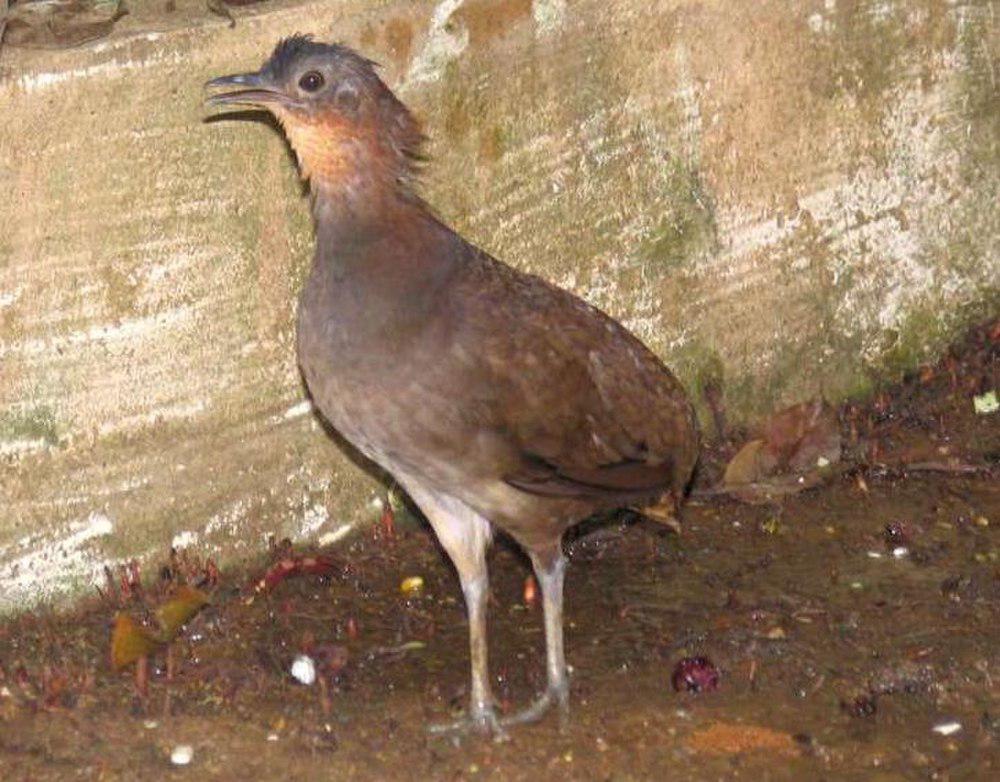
429;558;508;739
398;485;505;739
451;569;501;727
502;545;570;728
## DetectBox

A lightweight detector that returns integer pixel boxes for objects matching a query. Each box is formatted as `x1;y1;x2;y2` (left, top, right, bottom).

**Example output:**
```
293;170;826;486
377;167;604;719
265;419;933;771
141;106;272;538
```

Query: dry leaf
721;400;841;503
111;586;207;671
155;585;209;639
722;439;774;486
685;721;799;756
110;613;161;670
768;400;840;474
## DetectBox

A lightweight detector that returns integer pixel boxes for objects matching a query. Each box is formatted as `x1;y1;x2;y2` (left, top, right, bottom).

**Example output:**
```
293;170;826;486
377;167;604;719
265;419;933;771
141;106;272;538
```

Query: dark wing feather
505;453;676;503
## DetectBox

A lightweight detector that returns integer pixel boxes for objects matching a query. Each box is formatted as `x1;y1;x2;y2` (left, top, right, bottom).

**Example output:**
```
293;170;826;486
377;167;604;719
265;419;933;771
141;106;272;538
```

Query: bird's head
206;36;424;192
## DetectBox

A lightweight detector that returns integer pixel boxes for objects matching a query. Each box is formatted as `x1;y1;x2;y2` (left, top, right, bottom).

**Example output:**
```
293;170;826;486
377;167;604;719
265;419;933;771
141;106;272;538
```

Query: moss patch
639;159;717;272
0;405;59;445
875;293;1000;382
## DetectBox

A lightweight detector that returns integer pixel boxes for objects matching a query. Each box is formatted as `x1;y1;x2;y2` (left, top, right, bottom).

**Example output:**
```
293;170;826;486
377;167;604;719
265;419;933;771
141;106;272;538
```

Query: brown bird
207;36;699;737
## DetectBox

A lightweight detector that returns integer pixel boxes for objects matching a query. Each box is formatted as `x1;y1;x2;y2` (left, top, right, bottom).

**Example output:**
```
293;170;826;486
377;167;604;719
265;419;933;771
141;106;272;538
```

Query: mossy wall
1;0;997;611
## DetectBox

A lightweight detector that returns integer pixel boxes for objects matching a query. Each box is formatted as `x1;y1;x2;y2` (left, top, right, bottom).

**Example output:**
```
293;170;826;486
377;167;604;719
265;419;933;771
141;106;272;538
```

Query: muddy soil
1;324;997;781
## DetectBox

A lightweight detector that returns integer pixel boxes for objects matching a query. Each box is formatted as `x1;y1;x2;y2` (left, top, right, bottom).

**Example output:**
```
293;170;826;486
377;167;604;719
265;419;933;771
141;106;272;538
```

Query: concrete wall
1;0;997;611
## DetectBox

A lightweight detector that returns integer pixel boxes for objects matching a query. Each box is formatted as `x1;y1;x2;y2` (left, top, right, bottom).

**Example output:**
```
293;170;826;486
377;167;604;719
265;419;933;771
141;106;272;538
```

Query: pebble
891;546;909;558
170;745;194;766
972;390;998;415
932;721;962;736
291;654;317;686
400;576;425;596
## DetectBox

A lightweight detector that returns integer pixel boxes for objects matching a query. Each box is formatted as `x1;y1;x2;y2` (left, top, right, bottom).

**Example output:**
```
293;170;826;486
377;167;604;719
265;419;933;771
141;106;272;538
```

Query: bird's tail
630;492;682;535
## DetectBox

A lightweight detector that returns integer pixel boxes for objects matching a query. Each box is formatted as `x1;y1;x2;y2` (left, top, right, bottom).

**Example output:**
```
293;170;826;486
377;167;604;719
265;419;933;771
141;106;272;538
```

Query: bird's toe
500;681;570;730
428;704;510;743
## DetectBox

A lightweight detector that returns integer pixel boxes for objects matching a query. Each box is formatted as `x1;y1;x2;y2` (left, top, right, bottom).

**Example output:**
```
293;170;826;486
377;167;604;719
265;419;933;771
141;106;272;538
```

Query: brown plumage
207;36;699;737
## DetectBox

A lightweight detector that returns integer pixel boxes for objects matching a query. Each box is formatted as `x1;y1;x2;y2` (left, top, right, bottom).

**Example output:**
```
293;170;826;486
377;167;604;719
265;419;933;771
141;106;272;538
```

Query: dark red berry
841;694;877;717
671;656;720;693
883;522;909;548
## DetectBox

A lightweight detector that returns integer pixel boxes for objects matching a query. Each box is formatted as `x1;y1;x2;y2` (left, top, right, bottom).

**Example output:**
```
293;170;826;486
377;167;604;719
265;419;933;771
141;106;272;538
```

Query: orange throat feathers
274;110;359;187
275;111;394;188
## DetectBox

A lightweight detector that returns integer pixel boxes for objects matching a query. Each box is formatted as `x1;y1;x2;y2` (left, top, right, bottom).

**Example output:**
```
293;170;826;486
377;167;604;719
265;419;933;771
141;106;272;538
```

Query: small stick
892;461;991;475
318;675;332;717
809;674;826;696
163;645;175;718
134;655;149;701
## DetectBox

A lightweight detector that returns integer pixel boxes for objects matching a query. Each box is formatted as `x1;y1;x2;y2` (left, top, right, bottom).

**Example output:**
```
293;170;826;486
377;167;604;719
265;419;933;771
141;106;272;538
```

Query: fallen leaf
155;585;209;639
685;722;799;757
762;399;840;473
721;399;841;503
110;613;161;670
722;439;774;486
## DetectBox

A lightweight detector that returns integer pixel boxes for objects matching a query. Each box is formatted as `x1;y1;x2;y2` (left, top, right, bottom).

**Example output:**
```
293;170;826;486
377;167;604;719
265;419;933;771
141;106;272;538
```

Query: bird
207;36;699;738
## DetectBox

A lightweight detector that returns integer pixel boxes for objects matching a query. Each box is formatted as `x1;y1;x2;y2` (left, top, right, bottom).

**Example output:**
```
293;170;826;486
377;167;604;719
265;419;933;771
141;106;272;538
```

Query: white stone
291;655;316;686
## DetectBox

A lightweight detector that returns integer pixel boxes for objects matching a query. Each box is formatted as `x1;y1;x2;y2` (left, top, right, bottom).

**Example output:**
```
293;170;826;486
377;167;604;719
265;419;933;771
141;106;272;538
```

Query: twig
134;655;149;701
162;644;175;718
809;674;825;696
882;461;992;475
318;675;331;717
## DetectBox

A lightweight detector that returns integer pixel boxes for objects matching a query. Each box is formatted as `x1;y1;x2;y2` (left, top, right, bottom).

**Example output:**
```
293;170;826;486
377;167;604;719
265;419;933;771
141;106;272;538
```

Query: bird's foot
428;704;510;743
500;681;570;731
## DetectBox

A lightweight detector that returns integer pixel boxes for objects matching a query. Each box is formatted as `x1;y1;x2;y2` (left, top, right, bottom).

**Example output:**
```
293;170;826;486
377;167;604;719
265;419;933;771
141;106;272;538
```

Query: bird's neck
309;180;458;313
311;175;398;245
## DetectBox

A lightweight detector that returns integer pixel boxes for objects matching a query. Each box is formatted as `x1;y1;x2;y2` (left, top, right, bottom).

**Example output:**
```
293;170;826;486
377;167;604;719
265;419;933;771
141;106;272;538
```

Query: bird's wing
458;258;698;503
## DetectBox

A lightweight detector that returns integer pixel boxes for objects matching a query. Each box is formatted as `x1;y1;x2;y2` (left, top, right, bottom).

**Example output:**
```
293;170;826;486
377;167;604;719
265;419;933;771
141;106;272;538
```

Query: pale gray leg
502;545;570;728
397;481;505;739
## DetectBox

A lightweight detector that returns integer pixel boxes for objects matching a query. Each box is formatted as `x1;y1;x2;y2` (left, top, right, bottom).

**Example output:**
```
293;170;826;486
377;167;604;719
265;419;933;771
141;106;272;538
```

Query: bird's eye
298;71;325;92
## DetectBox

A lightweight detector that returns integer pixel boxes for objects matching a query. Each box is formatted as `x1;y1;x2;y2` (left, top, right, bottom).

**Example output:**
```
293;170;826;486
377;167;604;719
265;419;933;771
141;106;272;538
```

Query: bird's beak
204;71;298;109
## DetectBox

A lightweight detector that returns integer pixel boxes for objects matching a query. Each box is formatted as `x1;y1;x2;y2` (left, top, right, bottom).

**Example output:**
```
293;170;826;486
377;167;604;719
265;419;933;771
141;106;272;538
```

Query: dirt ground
1;322;997;781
